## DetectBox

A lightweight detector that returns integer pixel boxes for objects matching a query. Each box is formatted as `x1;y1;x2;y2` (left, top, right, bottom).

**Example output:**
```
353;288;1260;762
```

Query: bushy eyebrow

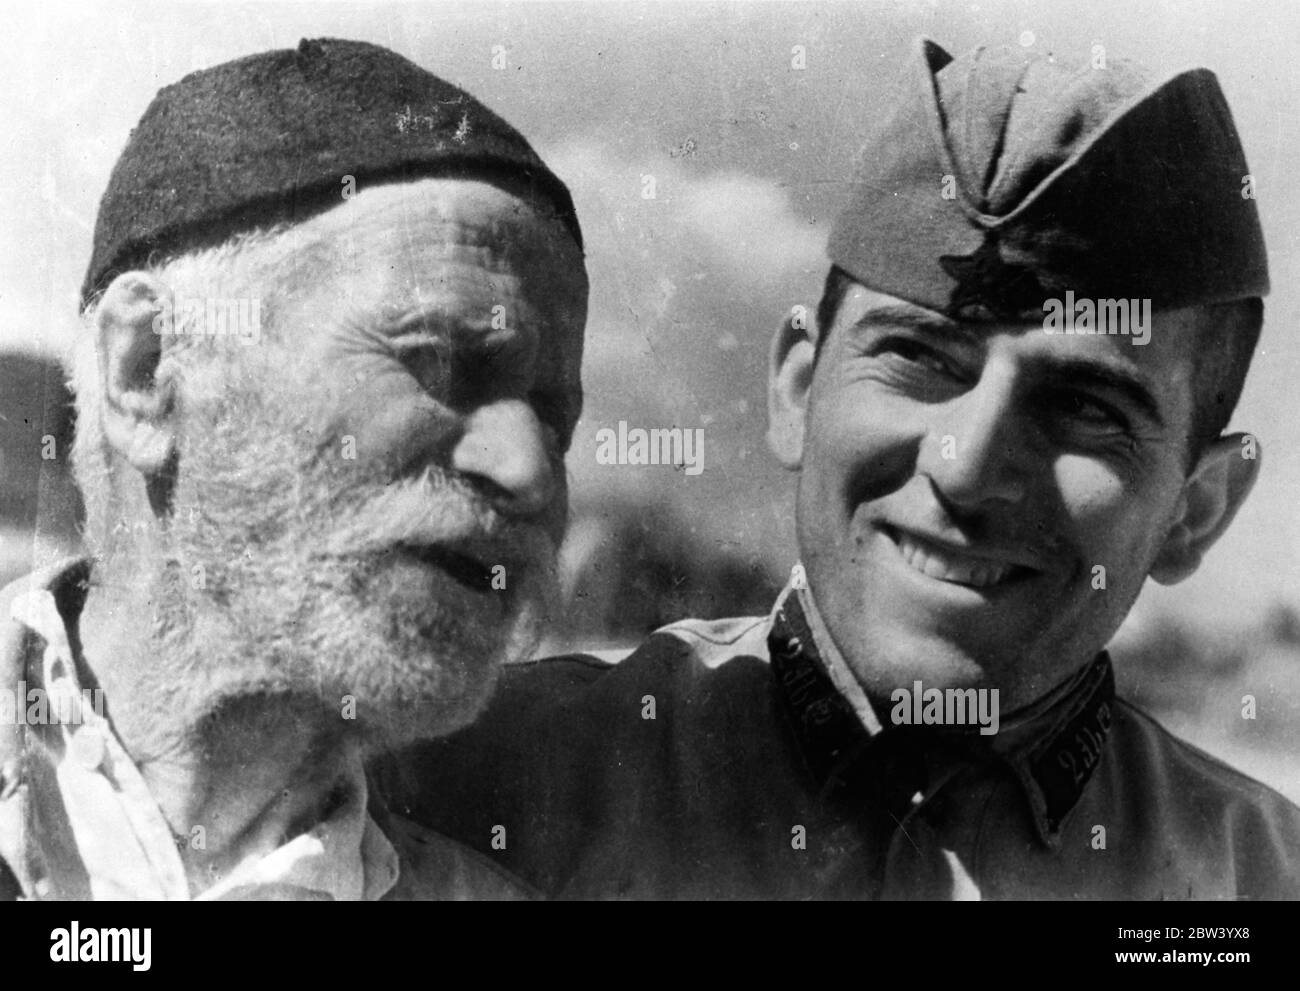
848;305;979;346
375;306;504;341
361;308;527;369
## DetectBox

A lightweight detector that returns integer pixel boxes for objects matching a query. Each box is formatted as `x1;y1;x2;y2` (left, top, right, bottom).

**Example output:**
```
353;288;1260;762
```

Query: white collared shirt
11;586;400;901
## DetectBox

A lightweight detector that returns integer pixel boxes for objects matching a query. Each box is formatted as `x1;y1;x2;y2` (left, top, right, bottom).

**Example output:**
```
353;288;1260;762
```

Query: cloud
675;172;825;282
546;139;825;285
544;138;827;397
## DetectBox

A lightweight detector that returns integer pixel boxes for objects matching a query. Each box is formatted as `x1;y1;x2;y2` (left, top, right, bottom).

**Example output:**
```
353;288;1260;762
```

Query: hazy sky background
4;0;1298;634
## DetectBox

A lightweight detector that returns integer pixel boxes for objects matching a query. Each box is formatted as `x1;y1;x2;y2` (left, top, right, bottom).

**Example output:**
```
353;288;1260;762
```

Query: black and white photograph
1;0;1297;938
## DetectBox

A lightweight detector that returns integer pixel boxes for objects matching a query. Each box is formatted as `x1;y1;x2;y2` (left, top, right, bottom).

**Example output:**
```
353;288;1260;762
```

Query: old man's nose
450;399;558;518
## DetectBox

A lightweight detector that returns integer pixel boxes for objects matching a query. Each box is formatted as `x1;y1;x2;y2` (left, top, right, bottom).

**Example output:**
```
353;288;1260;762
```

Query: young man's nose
450;399;558;518
918;369;1031;510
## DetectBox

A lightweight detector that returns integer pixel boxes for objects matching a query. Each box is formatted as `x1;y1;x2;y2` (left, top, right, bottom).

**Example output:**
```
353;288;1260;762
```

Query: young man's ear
1149;433;1260;585
766;308;819;470
95;272;178;496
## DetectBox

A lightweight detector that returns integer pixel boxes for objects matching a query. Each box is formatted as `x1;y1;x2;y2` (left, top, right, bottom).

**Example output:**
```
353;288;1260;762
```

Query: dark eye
1056;390;1126;426
404;344;452;398
869;336;972;401
1043;390;1135;446
878;337;957;375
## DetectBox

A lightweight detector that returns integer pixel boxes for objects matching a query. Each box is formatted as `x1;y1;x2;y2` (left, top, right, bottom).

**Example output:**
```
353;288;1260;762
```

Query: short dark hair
814;265;856;363
812;266;1263;465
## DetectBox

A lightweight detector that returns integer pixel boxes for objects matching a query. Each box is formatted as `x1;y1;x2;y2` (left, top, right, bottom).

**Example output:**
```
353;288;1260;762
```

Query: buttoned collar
768;567;1115;848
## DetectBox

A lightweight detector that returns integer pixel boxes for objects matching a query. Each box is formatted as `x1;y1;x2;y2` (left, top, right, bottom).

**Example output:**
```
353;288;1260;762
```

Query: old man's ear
94;273;179;502
1149;433;1261;586
766;309;818;471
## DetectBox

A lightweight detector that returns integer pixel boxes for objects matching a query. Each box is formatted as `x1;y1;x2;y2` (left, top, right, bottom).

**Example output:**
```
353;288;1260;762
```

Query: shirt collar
10;581;401;900
768;566;1115;848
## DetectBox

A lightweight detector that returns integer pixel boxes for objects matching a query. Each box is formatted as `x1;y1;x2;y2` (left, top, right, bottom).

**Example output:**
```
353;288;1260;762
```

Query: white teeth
894;533;1012;588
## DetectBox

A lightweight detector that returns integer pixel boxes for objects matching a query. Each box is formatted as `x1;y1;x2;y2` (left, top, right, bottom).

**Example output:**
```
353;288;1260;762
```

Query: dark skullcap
827;37;1268;320
81;37;583;310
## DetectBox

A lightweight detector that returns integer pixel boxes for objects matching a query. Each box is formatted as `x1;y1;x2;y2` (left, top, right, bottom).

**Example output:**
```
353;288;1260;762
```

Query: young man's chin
845;633;992;698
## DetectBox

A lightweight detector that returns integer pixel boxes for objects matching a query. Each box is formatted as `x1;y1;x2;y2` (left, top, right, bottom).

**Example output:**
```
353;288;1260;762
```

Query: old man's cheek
320;386;455;476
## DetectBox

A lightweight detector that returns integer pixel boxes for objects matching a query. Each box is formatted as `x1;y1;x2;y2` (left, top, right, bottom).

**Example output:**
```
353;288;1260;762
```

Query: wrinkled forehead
277;176;588;336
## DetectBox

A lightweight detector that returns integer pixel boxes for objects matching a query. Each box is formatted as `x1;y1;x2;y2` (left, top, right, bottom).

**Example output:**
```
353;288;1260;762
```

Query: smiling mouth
395;543;496;592
884;527;1037;589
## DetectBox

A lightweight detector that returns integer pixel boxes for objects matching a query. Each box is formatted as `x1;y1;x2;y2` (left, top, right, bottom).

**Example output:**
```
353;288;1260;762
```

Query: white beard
104;375;558;762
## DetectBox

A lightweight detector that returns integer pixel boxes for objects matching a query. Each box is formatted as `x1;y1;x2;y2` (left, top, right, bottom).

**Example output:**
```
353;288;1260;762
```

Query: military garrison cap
827;38;1268;320
82;37;583;310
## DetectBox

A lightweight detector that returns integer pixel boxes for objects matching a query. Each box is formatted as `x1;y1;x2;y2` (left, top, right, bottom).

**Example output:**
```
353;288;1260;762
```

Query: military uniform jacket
0;559;534;901
380;585;1300;899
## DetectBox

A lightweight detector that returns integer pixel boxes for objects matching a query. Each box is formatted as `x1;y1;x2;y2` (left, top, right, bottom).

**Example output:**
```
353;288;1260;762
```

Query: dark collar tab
769;594;867;790
770;592;1117;843
769;596;929;810
1011;654;1116;846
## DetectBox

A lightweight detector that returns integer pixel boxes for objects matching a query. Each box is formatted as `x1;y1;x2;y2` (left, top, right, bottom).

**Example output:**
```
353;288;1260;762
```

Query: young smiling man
390;38;1300;899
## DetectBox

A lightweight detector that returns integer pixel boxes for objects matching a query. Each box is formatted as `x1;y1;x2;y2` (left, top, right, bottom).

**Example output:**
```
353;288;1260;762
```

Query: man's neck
139;722;362;895
77;563;362;897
